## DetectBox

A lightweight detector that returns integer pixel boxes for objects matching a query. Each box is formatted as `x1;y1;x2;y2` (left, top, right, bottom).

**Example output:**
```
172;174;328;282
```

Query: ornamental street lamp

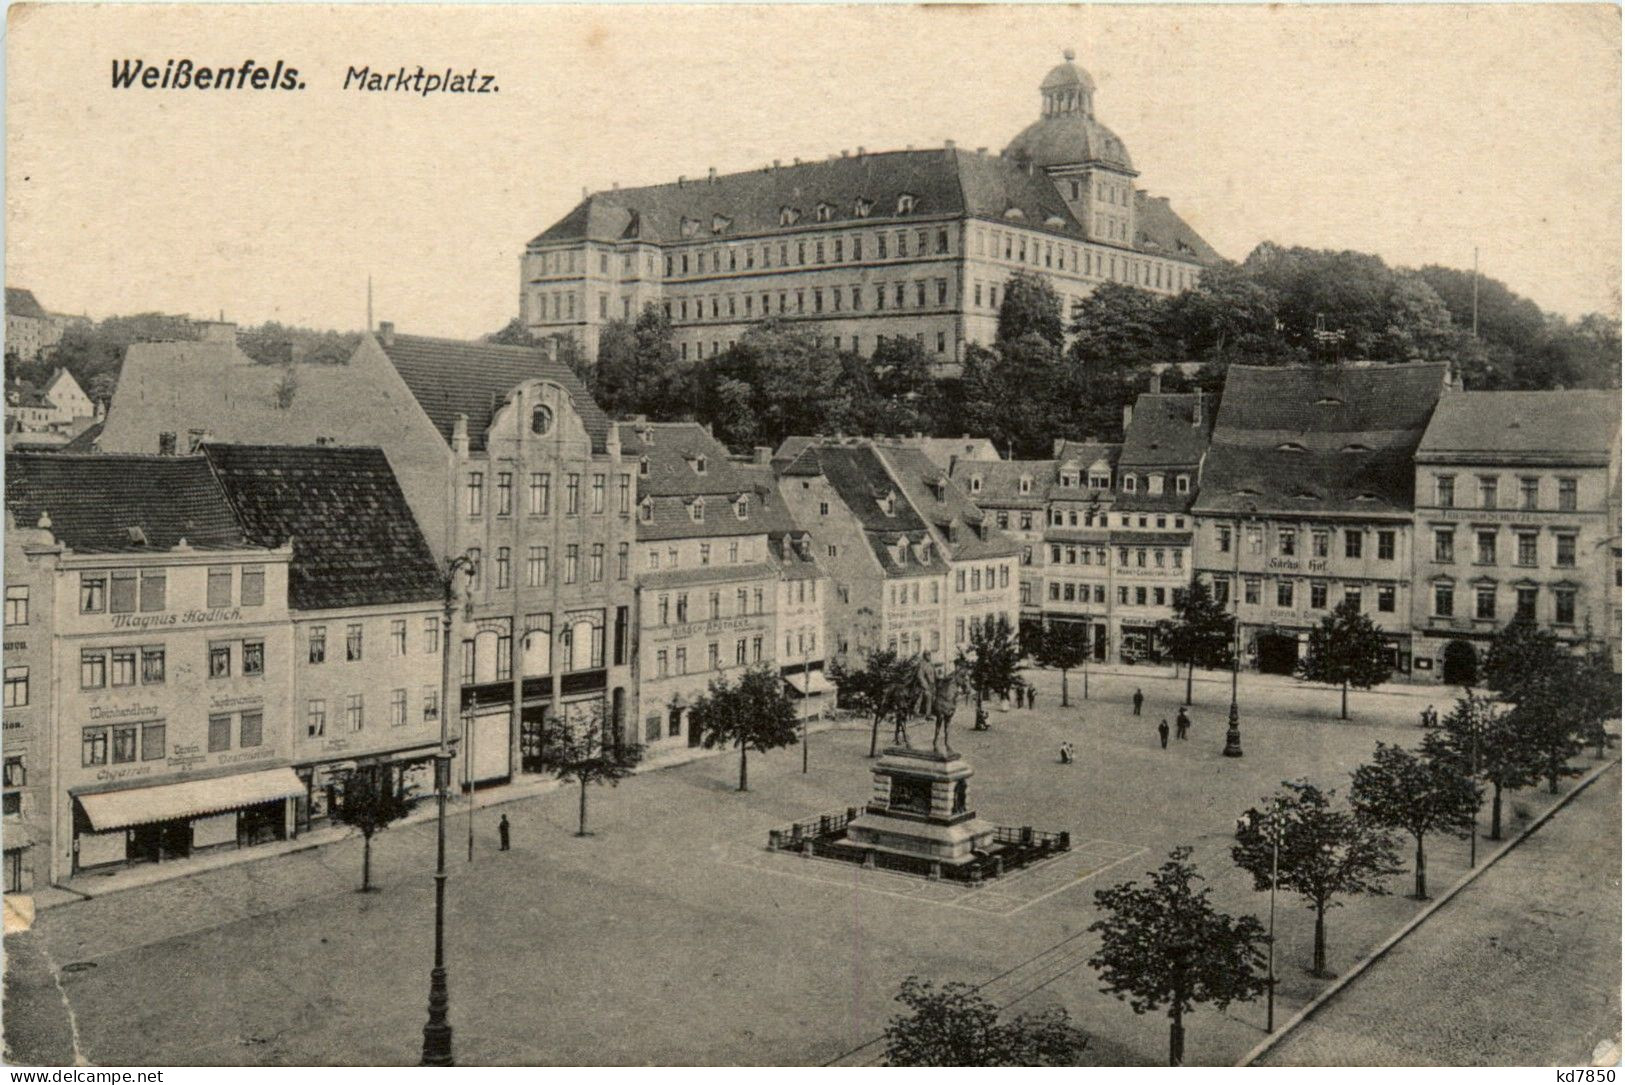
1263;800;1284;1032
422;550;477;1067
1224;506;1257;759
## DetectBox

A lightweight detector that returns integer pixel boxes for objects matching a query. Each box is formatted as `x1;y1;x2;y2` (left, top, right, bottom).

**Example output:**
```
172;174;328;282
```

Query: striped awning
784;671;832;697
77;767;304;831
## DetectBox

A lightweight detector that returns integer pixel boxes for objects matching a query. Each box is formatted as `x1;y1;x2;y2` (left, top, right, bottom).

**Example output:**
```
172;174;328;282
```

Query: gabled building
201;444;447;826
5;287;62;362
627;423;782;749
1192;364;1448;677
1108;389;1211;662
521;54;1219;370
950;459;1052;619
876;443;1022;652
1411;390;1621;682
776;441;950;663
99;322;635;785
1040;440;1121;658
5;453;296;882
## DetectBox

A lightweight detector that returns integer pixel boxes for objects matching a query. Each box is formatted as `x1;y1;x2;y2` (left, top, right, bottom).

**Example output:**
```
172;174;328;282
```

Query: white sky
7;4;1620;338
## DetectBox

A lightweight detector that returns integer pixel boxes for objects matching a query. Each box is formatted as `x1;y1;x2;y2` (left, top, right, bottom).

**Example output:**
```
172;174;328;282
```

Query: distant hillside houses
4;366;100;448
5;287;88;363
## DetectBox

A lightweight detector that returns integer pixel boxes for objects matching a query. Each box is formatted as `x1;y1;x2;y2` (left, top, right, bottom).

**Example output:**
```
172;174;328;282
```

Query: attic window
1122;474;1137;493
711;214;732;234
779;206;799;227
1018;476;1032;494
1276;442;1307;453
1044;214;1066;228
126;526;148;546
1295;491;1321;501
882;493;897;516
691;498;705;522
1354;492;1380;502
1176;240;1194;254
1233;487;1261;498
815;204;833;223
854;198;873;218
1315;397;1343;406
680;218;700;239
694;455;708;475
639;497;654;524
970;475;982;493
638;456;650;477
1003;207;1025;221
735;496;750;520
531;405;553;435
1342;443;1372;453
896;194;916;215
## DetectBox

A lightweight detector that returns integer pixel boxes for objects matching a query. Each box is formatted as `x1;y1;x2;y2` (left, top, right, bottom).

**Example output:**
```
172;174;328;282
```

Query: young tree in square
330;761;412;892
1157;580;1235;706
829;647;911;758
1089;847;1268;1066
538;703;644;836
1232;780;1401;977
882;977;1088;1066
1426;691;1542;840
1484;618;1589;793
688;664;800;792
1349;741;1480;900
1027;620;1091;706
960;614;1024;727
1573;648;1622;760
1295;597;1392;719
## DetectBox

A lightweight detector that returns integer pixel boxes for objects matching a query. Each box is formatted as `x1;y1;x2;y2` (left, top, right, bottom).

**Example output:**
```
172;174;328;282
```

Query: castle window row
661;228;954;280
665;279;954;325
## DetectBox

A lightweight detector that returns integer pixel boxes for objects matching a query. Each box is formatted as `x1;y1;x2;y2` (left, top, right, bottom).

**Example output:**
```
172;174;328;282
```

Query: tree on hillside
1157;580;1234;705
330;762;413;892
1163;262;1292;366
869;334;943;436
593;303;688;419
1089;847;1267;1066
958;335;1066;458
882;976;1087;1066
538;703;644;836
688;665;800;791
1350;741;1480;900
1067;283;1172;369
828;648;912;758
960;615;1024;727
1028;620;1091;706
1232;780;1400;977
1426;690;1542;841
697;321;848;450
1295;597;1392;719
486;317;545;347
996;270;1065;349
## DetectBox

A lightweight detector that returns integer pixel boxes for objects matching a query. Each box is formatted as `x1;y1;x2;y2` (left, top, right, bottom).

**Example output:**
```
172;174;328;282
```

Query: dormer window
1148;475;1164;496
735;496;750;520
1342;443;1373;453
711;214;732;235
639;427;653;444
680;218;700;239
694;455;707;475
691;498;705;522
1276;442;1307;453
638;456;650;477
882;493;897;516
1003;206;1025;221
1315;397;1344;406
779;206;799;227
1018;476;1032;495
815;203;833;223
639;497;654;524
896;194;916;215
1122;475;1137;493
1044;214;1066;228
854;198;872;218
1176;475;1190;494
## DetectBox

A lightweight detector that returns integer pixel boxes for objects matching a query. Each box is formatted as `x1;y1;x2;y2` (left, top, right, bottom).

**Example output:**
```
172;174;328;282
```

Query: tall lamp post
423;550;477;1067
1223;510;1251;758
1264;799;1283;1032
800;640;810;774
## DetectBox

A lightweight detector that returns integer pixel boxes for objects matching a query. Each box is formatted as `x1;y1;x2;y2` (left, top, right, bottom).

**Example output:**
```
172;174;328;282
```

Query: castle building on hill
522;52;1220;371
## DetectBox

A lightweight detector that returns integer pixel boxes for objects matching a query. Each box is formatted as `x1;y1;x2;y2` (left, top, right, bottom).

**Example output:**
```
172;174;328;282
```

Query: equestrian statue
891;652;970;755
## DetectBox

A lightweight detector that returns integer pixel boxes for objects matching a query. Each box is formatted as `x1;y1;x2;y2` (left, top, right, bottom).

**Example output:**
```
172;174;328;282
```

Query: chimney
611;181;620;190
841;149;849;158
944;140;956;157
196;320;236;344
708;167;717;183
793;157;802;166
1123;403;1134;431
772;159;781;171
678;175;686;188
1149;370;1162;395
856;146;865;161
976;146;988;156
451;413;469;457
377;321;395;346
753;446;772;465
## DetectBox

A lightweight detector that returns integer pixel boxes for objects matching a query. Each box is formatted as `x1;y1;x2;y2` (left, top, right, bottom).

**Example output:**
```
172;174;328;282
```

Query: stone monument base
841;746;995;866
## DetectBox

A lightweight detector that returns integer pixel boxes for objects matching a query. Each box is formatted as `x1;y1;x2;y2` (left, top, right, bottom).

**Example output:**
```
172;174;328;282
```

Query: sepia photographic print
1;2;1621;1071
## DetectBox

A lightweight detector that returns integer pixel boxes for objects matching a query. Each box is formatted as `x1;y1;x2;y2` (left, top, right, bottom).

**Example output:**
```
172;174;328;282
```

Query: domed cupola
1002;48;1135;173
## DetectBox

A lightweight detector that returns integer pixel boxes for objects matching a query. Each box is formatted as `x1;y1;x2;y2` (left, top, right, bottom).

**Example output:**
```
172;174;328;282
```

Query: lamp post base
1222;701;1244;758
421;966;454;1066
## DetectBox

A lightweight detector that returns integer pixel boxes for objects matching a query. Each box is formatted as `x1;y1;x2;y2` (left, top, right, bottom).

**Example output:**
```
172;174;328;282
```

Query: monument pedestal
843;746;995;866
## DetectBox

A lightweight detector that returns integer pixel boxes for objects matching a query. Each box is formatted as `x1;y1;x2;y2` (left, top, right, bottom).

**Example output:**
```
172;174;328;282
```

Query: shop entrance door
131;821;191;863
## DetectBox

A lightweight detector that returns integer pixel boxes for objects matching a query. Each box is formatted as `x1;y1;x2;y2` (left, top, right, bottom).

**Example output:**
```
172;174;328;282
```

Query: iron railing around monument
766;811;1070;884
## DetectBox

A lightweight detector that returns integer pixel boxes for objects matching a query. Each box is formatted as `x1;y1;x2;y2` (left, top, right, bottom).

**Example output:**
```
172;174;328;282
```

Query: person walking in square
1157;718;1169;748
1132;688;1145;716
1027;684;1037;710
498;813;511;851
1176;706;1190;740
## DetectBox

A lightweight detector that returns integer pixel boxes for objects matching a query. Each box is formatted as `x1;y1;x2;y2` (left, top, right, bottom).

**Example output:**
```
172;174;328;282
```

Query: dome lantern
1040;47;1096;118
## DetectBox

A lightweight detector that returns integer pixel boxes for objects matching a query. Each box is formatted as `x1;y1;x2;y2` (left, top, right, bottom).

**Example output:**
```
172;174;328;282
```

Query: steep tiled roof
5;452;247;553
531;148;1218;263
1120;393;1212;467
949;459;1053;508
5;287;48;321
767;534;825;581
795;444;931;533
1054;440;1122;470
61;420;104;452
379;333;610;454
1418;391;1620;461
1196;364;1446;519
876;444;1023;561
1135;194;1224;265
629;423;790;541
203;444;441;611
904;436;1001;472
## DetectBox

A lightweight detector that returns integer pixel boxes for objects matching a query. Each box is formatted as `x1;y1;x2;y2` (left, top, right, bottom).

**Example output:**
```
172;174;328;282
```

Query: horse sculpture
928;665;969;755
891;657;969;755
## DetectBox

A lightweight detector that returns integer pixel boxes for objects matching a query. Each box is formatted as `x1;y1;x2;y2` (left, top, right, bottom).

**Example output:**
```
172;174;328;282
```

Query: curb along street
1237;755;1621;1067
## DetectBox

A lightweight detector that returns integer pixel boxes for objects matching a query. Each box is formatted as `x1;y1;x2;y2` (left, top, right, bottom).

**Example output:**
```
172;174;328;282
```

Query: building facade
5;454;298;882
1193;364;1447;677
1411;391;1622;682
4;513;56;893
521;54;1218;369
1036;441;1121;659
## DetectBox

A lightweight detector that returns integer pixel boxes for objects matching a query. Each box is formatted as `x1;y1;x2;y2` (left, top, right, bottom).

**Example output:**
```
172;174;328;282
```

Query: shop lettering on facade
649;616;763;642
1266;557;1330;574
108;607;242;631
220;746;277;766
88;703;160;721
95;764;153;783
